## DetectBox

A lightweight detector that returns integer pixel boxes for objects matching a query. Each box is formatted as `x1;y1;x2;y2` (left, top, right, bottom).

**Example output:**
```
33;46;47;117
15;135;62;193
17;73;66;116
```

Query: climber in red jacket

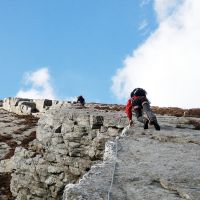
125;88;160;130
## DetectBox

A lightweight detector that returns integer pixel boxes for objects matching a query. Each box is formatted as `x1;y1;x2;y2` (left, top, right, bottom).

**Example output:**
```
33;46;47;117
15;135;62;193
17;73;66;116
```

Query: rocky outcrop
152;106;200;118
1;98;200;200
3;97;55;115
3;97;36;115
63;116;200;200
0;109;38;162
0;108;38;199
7;107;127;199
3;97;200;118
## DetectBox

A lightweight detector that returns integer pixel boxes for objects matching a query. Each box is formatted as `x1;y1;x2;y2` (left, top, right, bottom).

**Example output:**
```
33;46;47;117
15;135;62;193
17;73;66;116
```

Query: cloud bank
16;68;56;100
112;0;200;108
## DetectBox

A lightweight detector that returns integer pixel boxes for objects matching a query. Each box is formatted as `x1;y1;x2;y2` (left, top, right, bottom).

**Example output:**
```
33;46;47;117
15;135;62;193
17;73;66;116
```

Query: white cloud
111;0;200;108
140;0;151;7
138;19;148;31
154;0;184;22
16;68;57;100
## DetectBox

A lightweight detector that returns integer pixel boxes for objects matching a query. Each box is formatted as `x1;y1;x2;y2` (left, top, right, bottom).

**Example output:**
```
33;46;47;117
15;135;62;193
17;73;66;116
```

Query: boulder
18;101;37;115
33;99;52;112
3;97;32;113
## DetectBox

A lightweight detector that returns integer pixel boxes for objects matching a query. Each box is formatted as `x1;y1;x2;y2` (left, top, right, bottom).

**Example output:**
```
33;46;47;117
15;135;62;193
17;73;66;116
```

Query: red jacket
125;98;133;120
125;96;146;120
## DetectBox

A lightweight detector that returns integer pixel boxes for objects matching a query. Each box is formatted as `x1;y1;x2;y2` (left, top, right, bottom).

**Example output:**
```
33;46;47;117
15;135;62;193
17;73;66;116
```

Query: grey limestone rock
0;142;11;160
33;99;53;112
8;107;126;199
3;97;54;115
3;97;37;115
1;102;200;200
63;120;200;200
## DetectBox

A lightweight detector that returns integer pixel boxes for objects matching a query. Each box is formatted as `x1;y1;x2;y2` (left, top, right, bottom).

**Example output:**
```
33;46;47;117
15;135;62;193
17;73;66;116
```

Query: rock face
3;97;55;115
8;107;127;199
0;108;38;199
3;97;36;115
0;98;200;200
63;118;200;200
0;109;38;162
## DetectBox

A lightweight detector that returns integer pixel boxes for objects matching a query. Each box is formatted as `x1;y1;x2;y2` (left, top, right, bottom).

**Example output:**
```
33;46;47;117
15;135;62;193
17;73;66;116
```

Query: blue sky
0;0;157;103
1;0;199;108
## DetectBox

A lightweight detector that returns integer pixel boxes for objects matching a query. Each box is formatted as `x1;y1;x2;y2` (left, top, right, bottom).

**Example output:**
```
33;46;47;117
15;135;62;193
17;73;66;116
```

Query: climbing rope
107;125;132;200
107;136;119;200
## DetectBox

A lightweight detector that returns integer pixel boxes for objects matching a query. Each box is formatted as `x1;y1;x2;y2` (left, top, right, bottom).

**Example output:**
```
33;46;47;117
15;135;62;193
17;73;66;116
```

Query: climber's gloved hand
129;119;134;126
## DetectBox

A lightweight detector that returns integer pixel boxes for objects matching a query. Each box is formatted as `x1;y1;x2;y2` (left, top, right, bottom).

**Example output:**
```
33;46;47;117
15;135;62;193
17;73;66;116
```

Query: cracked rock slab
63;126;200;200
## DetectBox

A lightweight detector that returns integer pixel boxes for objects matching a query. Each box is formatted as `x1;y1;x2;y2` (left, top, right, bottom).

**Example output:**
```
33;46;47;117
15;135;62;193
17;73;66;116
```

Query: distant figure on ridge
125;88;160;130
77;95;85;106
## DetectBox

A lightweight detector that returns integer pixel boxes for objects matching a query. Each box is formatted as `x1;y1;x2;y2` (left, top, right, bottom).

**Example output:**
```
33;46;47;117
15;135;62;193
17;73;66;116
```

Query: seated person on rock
76;95;85;106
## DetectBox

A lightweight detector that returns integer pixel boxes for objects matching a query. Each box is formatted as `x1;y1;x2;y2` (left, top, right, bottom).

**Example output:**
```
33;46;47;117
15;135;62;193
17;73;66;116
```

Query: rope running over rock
107;136;119;200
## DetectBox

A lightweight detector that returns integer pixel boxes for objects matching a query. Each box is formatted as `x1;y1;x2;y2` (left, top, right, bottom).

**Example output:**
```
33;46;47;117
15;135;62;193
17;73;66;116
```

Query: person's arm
125;99;133;125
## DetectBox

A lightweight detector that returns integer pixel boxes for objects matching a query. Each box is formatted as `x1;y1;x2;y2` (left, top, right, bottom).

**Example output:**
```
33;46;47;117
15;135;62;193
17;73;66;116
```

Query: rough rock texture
0;109;38;162
1;98;200;200
3;97;36;115
3;97;54;115
63;116;200;200
152;106;200;118
8;107;127;200
0;108;38;199
3;97;200;118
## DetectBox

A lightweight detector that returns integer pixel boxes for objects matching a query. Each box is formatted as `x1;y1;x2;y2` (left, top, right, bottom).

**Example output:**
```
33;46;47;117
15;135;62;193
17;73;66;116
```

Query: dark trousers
134;102;157;124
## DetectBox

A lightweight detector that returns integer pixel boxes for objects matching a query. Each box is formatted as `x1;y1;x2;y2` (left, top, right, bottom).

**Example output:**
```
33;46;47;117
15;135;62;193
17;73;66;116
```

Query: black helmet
130;88;147;97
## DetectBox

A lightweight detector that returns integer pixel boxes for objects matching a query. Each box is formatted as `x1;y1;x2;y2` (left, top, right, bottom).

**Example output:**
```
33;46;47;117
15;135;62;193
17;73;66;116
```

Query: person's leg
142;102;156;122
142;102;160;130
134;108;149;129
